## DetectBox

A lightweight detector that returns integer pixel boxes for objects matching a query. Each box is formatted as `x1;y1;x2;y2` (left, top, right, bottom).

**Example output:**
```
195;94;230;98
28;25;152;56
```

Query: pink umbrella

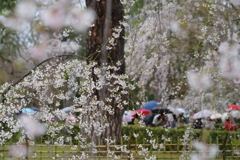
132;109;151;117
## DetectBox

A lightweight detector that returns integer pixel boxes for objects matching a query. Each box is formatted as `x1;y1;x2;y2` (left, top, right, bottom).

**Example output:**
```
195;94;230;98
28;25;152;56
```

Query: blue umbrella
142;100;159;111
21;108;36;115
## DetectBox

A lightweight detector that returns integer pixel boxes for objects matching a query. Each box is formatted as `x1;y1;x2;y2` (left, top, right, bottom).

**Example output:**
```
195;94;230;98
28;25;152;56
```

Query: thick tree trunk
86;0;125;73
85;0;125;146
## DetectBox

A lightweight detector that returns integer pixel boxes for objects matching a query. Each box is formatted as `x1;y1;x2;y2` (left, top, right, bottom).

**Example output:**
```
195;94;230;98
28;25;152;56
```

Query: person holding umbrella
143;113;157;127
224;115;238;131
166;112;175;128
203;117;215;130
152;113;168;127
176;113;184;128
192;118;203;129
132;109;151;125
122;111;134;125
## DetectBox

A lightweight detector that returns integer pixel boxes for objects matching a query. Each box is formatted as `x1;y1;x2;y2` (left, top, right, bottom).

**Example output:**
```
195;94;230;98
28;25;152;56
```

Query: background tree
0;0;27;84
125;0;240;110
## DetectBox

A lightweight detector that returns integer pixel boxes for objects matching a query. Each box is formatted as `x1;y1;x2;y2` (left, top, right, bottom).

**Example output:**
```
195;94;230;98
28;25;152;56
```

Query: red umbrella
226;105;240;110
132;109;151;117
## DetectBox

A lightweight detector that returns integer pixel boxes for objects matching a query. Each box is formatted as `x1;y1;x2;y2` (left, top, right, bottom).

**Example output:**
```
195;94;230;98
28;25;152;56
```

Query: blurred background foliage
0;0;240;111
0;0;86;85
125;0;240;110
0;0;22;84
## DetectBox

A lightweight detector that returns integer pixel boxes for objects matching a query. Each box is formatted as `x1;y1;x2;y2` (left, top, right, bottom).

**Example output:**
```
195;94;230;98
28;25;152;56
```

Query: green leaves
0;0;17;14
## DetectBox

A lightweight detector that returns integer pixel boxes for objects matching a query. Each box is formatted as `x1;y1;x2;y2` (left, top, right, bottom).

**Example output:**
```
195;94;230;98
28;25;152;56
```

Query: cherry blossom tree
126;0;240;110
0;0;133;159
0;0;239;159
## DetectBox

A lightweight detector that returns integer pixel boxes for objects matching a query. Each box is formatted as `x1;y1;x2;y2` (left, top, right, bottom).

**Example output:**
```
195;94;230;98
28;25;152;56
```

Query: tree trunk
85;0;125;146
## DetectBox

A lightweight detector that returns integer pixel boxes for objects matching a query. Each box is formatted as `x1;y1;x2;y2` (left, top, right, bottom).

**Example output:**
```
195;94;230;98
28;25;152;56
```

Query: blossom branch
0;54;86;96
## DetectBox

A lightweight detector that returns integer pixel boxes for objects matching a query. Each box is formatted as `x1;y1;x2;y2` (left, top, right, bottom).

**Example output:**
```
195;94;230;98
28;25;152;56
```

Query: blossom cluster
0;58;135;158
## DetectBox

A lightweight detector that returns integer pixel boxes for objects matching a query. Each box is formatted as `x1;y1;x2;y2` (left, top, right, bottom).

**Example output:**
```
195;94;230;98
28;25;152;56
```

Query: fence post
157;136;159;160
135;136;138;154
120;137;123;158
128;137;131;160
40;142;42;160
70;137;72;158
231;134;233;158
177;136;179;153
164;138;166;152
170;137;172;159
222;132;229;160
150;137;153;155
114;136;116;159
170;137;172;152
107;136;109;160
55;143;57;159
239;134;240;154
3;144;4;160
98;137;100;160
78;136;80;159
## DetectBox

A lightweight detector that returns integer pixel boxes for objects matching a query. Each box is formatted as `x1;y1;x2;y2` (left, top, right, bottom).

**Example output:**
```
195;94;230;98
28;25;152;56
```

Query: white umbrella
192;109;212;119
221;112;230;123
210;112;222;119
177;108;186;113
168;107;185;115
230;110;240;118
122;114;134;123
168;107;181;115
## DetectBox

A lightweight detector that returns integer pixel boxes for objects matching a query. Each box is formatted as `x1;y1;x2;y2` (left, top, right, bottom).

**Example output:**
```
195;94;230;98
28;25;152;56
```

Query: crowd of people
192;115;239;131
123;109;240;131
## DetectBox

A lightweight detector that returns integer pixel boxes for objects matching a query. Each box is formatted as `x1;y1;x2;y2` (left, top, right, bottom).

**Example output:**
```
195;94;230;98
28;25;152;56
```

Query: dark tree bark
85;0;125;145
86;0;125;73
